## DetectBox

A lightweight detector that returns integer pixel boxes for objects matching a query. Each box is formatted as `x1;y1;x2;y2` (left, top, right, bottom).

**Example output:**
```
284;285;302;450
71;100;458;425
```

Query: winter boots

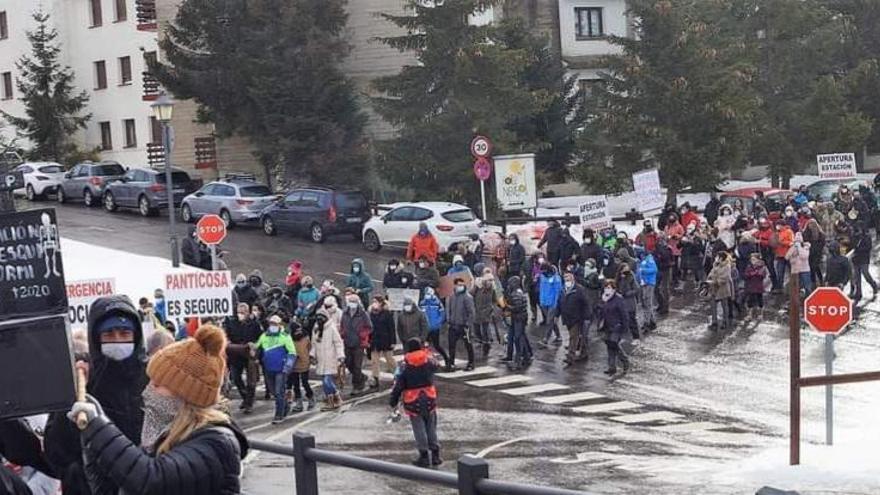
369;377;380;390
320;393;343;411
292;398;304;413
307;396;316;410
412;451;430;468
430;448;443;466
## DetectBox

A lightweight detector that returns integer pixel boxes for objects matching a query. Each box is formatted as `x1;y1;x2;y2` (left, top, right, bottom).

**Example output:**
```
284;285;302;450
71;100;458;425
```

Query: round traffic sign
470;135;492;159
804;287;853;335
473;157;492;181
197;214;227;245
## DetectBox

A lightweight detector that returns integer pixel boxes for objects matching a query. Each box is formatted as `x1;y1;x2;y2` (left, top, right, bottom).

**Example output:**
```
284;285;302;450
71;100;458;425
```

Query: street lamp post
151;93;180;267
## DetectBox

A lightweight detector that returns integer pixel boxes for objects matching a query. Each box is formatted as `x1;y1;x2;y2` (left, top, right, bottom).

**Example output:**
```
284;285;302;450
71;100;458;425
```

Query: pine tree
1;11;90;162
154;0;366;187
575;0;757;199
373;0;547;203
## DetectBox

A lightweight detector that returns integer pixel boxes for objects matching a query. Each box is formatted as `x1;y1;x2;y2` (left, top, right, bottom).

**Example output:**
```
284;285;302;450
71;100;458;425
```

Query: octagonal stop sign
196;214;227;245
804;287;853;335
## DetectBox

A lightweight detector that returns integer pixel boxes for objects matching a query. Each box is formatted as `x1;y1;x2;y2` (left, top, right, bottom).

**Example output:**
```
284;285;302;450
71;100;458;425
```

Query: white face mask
509;240;516;245
419;262;427;269
353;266;361;274
565;281;574;290
102;343;134;361
347;302;359;310
403;304;413;312
584;238;592;244
268;325;280;334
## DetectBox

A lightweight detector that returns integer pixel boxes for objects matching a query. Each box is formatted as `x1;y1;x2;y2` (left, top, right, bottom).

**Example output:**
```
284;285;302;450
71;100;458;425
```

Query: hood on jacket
507;276;522;292
248;269;264;285
508;233;520;244
286;260;303;286
87;295;146;367
452;254;464;265
386;259;401;273
351;258;365;273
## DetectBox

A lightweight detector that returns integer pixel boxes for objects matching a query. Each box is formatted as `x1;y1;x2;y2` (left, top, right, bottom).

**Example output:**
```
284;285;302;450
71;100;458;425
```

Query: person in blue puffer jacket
419;287;448;363
638;249;658;333
538;262;563;345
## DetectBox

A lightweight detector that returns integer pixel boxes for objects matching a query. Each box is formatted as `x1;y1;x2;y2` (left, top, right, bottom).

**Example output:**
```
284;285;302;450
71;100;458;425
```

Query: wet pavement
29;198;880;494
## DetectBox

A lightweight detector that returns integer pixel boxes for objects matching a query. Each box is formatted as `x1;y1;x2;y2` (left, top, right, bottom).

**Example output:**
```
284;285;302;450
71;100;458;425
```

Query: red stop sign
196;214;227;245
804;287;853;335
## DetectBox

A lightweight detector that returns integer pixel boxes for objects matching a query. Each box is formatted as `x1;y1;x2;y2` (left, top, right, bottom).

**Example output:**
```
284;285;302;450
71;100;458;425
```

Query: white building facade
557;0;630;87
0;0;159;166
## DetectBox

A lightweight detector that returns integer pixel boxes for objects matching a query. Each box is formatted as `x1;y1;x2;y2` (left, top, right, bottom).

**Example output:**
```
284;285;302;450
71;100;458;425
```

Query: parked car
13;162;66;201
103;167;199;217
804;178;866;203
181;179;276;228
361;202;482;253
260;187;370;243
57;161;127;207
719;187;789;221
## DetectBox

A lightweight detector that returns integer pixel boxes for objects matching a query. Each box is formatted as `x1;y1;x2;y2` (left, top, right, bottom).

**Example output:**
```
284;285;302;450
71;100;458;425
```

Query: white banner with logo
817;153;857;179
164;271;234;318
578;196;612;231
66;278;116;330
494;154;537;211
632;168;664;212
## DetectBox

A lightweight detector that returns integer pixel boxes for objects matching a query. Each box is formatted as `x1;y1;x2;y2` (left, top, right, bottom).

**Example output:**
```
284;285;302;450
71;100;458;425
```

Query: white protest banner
385;288;421;311
66;278;116;330
632;169;664;212
494;154;537;211
817;153;856;179
578;196;611;231
164;270;234;319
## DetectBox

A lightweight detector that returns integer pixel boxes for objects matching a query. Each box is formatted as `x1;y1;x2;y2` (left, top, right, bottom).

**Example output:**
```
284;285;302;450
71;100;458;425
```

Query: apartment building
0;0;160;166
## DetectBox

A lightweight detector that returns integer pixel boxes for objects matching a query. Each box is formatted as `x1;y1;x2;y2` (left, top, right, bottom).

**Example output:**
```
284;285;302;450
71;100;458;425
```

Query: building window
114;0;127;22
100;122;113;150
0;11;8;40
119;56;132;85
575;7;603;39
94;60;107;89
149;116;162;142
1;72;12;100
123;119;137;148
90;0;103;27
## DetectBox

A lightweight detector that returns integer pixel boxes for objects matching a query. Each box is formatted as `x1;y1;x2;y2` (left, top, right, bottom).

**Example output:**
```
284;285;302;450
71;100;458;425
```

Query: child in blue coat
538;263;563;344
419;287;448;362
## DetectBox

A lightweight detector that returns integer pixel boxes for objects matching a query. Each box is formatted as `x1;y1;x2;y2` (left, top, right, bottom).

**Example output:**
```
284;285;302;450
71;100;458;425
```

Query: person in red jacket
406;223;439;264
772;220;794;292
390;338;441;468
634;219;658;253
679;202;701;230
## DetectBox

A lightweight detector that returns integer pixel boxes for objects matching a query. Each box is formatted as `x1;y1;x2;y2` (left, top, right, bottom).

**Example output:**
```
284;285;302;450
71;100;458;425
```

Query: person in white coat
715;204;736;250
311;296;346;411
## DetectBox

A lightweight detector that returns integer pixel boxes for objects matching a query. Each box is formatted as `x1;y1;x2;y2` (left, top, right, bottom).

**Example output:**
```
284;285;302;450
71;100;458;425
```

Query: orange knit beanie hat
147;324;227;407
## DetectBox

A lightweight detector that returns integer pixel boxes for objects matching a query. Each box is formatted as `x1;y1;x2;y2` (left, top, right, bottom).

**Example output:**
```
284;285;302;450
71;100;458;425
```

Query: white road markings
609;411;684;424
436;365;498;379
467;374;532;387
535;391;604;404
572;401;642;414
499;383;570;396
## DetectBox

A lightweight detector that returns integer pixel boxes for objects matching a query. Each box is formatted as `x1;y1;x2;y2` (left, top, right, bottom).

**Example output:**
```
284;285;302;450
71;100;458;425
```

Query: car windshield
336;192;367;208
93;164;125;176
38;165;64;174
441;209;476;222
157;171;191;184
239;185;273;197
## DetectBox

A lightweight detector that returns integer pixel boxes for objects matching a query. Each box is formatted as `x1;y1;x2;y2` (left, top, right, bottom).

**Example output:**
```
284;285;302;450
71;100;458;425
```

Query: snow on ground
718;173;876;192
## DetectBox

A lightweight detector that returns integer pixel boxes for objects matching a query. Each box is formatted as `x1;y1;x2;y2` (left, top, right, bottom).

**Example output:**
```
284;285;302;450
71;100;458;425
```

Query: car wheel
103;192;117;212
262;216;277;236
83;189;95;207
310;223;325;243
363;230;381;252
57;188;66;204
181;204;194;223
26;184;37;201
138;196;155;217
220;209;235;229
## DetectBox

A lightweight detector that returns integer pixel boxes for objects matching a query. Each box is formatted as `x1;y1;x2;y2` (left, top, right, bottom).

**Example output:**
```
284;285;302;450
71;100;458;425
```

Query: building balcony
142;72;160;101
136;0;158;31
147;142;165;167
194;136;218;170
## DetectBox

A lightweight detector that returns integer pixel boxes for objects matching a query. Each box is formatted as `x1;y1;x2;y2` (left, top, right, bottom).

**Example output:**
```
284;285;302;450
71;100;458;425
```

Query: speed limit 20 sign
470;135;493;159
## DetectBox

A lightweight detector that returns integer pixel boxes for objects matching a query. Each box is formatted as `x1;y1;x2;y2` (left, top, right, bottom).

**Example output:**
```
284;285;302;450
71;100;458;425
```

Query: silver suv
58;161;126;207
180;179;276;227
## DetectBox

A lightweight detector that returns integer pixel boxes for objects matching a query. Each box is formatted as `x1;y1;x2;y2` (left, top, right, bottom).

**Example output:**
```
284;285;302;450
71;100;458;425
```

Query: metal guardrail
249;432;590;495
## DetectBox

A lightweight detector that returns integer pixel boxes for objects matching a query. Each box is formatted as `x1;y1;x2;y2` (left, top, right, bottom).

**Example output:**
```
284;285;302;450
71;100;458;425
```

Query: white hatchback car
362;202;483;253
14;162;66;201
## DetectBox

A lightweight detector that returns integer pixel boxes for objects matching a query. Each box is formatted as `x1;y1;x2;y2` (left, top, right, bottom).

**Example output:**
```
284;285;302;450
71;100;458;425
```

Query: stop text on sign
196;214;227;245
803;287;853;335
806;305;849;317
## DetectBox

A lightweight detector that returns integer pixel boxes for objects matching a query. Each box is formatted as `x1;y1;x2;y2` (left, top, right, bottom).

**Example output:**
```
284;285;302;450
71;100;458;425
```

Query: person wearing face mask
506;234;527;281
771;220;794;293
345;258;375;308
502;276;532;370
637;248;658;333
43;296;148;495
473;276;498;357
560;272;589;366
313;297;346;411
296;275;321;320
414;256;441;296
786;232;813;295
418;289;450;364
180;226;204;269
635;220;658;254
248;269;271;303
445;278;475;372
848;227;877;301
743;252;770;320
715;205;736;250
581;228;602;267
152;288;166;324
67;324;248;494
782;206;800;233
600;280;630;375
383;259;414;290
368;296;397;390
664;214;684;285
537;220;564;268
340;295;372;396
679;222;705;285
233;273;259;308
255;315;297;423
679;202;701;230
824;240;852;291
223;303;263;414
527;253;545;323
447;254;474;281
614;263;640;343
538;262;563;346
407;222;440;265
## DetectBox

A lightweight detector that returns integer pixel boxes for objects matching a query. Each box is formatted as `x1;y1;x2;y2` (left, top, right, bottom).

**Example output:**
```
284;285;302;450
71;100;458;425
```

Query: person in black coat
580;229;602;267
653;235;674;315
848;228;876;300
704;193;721;228
503;276;532;370
599;280;630;376
223;303;263;413
233;274;259;309
44;295;148;495
537;220;564;267
369;296;397;390
825;241;852;290
558;226;580;268
383;259;414;290
506;233;527;281
560;273;590;365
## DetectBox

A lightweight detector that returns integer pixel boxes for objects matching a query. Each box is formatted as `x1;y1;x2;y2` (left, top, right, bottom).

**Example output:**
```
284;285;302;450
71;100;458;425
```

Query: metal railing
249;432;590;495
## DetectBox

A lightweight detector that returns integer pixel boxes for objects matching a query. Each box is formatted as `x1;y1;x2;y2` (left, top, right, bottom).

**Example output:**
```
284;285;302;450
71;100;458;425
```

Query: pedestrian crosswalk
499;383;570;396
572;401;641;414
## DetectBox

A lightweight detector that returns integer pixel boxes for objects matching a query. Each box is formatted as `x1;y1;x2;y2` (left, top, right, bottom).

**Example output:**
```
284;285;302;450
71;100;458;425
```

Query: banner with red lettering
66;278;116;330
164;271;234;318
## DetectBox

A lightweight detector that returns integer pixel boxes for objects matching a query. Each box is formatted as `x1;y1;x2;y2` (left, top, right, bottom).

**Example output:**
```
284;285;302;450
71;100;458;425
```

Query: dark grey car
57;161;127;207
103;167;199;217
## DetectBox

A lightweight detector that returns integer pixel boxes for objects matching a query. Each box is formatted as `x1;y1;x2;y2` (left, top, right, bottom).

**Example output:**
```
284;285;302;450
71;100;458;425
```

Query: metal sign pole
210;244;218;271
790;274;801;466
480;179;487;221
825;334;834;445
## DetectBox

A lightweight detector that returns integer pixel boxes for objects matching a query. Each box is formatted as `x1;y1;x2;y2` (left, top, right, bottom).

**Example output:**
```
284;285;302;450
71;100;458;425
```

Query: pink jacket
786;243;810;274
664;223;685;256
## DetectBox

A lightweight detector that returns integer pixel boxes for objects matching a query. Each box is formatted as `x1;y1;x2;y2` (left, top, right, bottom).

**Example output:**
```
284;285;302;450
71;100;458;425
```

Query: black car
103;167;199;217
260;187;370;243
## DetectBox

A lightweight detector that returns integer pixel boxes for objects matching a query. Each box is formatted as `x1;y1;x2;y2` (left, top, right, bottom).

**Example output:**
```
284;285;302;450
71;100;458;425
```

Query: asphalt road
20;197;880;494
